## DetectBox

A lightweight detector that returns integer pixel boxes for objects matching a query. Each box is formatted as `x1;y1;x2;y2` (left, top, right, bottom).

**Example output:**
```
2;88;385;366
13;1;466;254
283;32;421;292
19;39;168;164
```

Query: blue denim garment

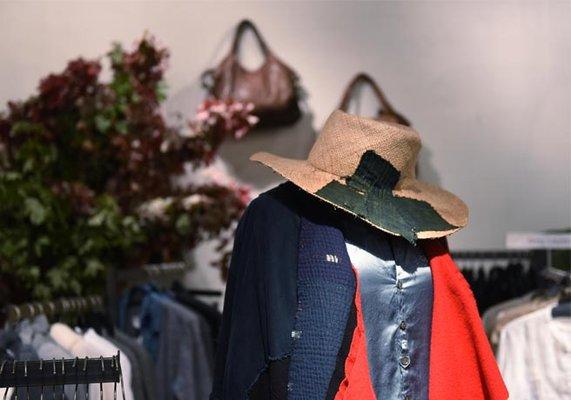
139;291;170;361
346;234;433;400
118;283;158;336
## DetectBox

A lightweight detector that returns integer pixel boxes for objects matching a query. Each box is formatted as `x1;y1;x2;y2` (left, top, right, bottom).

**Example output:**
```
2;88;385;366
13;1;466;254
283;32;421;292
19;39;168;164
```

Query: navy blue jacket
211;183;356;399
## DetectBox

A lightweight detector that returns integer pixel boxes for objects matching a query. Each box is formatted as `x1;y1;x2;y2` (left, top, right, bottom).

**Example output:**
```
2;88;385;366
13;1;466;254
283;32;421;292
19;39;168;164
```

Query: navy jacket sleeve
210;203;254;400
210;184;301;399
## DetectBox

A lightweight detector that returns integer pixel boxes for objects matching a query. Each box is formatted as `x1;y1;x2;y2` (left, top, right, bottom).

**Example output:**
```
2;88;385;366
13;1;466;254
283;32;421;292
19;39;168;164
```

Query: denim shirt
346;236;432;400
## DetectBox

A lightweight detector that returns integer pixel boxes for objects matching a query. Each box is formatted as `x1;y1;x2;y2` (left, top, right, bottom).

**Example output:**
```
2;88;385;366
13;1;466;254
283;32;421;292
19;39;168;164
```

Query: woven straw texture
250;110;468;240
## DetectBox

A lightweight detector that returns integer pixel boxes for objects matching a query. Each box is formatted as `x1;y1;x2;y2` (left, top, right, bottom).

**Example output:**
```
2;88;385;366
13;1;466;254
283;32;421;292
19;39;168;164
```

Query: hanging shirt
83;329;135;400
497;305;571;400
0;328;62;400
484;292;558;353
113;330;157;400
50;323;117;400
16;316;86;400
153;295;214;400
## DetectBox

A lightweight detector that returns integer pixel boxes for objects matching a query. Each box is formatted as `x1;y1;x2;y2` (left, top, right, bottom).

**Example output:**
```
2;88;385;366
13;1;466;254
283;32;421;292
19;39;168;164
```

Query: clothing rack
451;250;532;260
106;262;222;325
184;289;224;297
0;295;104;326
450;249;563;277
0;353;121;389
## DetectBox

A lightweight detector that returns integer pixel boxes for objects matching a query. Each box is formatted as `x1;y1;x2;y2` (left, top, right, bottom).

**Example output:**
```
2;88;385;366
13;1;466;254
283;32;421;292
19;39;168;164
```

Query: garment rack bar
1;295;104;325
0;353;121;388
186;289;223;297
451;250;533;260
113;262;189;285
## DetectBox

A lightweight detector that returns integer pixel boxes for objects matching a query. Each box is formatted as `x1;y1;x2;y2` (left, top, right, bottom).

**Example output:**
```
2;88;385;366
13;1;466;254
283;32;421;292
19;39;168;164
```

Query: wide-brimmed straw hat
250;110;468;243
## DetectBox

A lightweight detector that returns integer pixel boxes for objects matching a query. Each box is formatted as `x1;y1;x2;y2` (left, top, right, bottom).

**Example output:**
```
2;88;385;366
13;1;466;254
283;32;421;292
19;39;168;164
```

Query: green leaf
11;121;42;137
23;158;35;173
25;197;47;225
69;279;82;295
95;115;112;133
116;120;129;135
175;213;191;235
29;265;41;280
2;171;21;181
78;239;95;255
109;44;124;65
34;236;50;256
85;258;104;277
47;268;66;289
88;211;106;226
33;284;51;300
156;81;168;102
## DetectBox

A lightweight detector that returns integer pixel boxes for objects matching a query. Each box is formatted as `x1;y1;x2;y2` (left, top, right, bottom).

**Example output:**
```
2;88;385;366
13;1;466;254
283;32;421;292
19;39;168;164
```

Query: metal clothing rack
0;295;104;327
0;353;122;392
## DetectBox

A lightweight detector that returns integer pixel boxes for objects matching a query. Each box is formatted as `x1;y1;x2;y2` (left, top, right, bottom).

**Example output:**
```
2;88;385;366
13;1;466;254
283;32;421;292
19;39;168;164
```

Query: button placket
396;259;414;397
399;355;411;369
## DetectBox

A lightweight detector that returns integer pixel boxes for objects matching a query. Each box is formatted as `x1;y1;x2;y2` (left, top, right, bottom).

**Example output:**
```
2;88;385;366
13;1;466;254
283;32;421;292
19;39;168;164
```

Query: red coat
335;239;509;400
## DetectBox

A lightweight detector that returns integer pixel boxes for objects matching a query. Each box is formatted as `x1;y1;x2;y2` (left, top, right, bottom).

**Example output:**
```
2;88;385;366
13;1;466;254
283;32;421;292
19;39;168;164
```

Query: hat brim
250;151;468;241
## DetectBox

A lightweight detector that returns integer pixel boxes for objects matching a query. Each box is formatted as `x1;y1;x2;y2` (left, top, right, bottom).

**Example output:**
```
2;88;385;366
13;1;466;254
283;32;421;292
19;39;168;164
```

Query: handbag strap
338;73;398;115
202;20;270;90
231;19;270;57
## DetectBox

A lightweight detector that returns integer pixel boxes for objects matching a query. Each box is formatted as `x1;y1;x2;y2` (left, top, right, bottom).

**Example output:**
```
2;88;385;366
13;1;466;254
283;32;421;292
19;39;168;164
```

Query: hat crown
308;110;421;179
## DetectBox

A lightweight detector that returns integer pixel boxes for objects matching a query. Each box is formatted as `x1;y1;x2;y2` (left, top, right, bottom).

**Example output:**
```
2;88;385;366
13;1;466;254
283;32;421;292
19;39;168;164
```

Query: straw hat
250;110;468;243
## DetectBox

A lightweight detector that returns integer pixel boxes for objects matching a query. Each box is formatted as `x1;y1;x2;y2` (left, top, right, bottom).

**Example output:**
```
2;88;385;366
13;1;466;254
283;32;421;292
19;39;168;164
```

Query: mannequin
210;111;508;400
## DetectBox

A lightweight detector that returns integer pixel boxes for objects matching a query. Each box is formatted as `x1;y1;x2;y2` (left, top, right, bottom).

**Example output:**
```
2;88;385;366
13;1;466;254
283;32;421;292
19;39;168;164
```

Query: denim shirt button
399;355;411;368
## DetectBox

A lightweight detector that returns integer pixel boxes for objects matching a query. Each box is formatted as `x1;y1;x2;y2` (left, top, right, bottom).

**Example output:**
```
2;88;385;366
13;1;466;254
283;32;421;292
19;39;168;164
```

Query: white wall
1;1;570;256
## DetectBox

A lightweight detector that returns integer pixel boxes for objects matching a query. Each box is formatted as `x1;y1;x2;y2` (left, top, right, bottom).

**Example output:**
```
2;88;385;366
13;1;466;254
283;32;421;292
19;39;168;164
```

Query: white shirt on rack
497;304;571;400
83;329;135;400
50;323;134;400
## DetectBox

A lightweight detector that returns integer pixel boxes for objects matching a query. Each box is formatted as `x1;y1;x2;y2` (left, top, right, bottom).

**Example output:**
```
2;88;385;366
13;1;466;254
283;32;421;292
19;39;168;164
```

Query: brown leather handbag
202;19;302;128
338;73;411;126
